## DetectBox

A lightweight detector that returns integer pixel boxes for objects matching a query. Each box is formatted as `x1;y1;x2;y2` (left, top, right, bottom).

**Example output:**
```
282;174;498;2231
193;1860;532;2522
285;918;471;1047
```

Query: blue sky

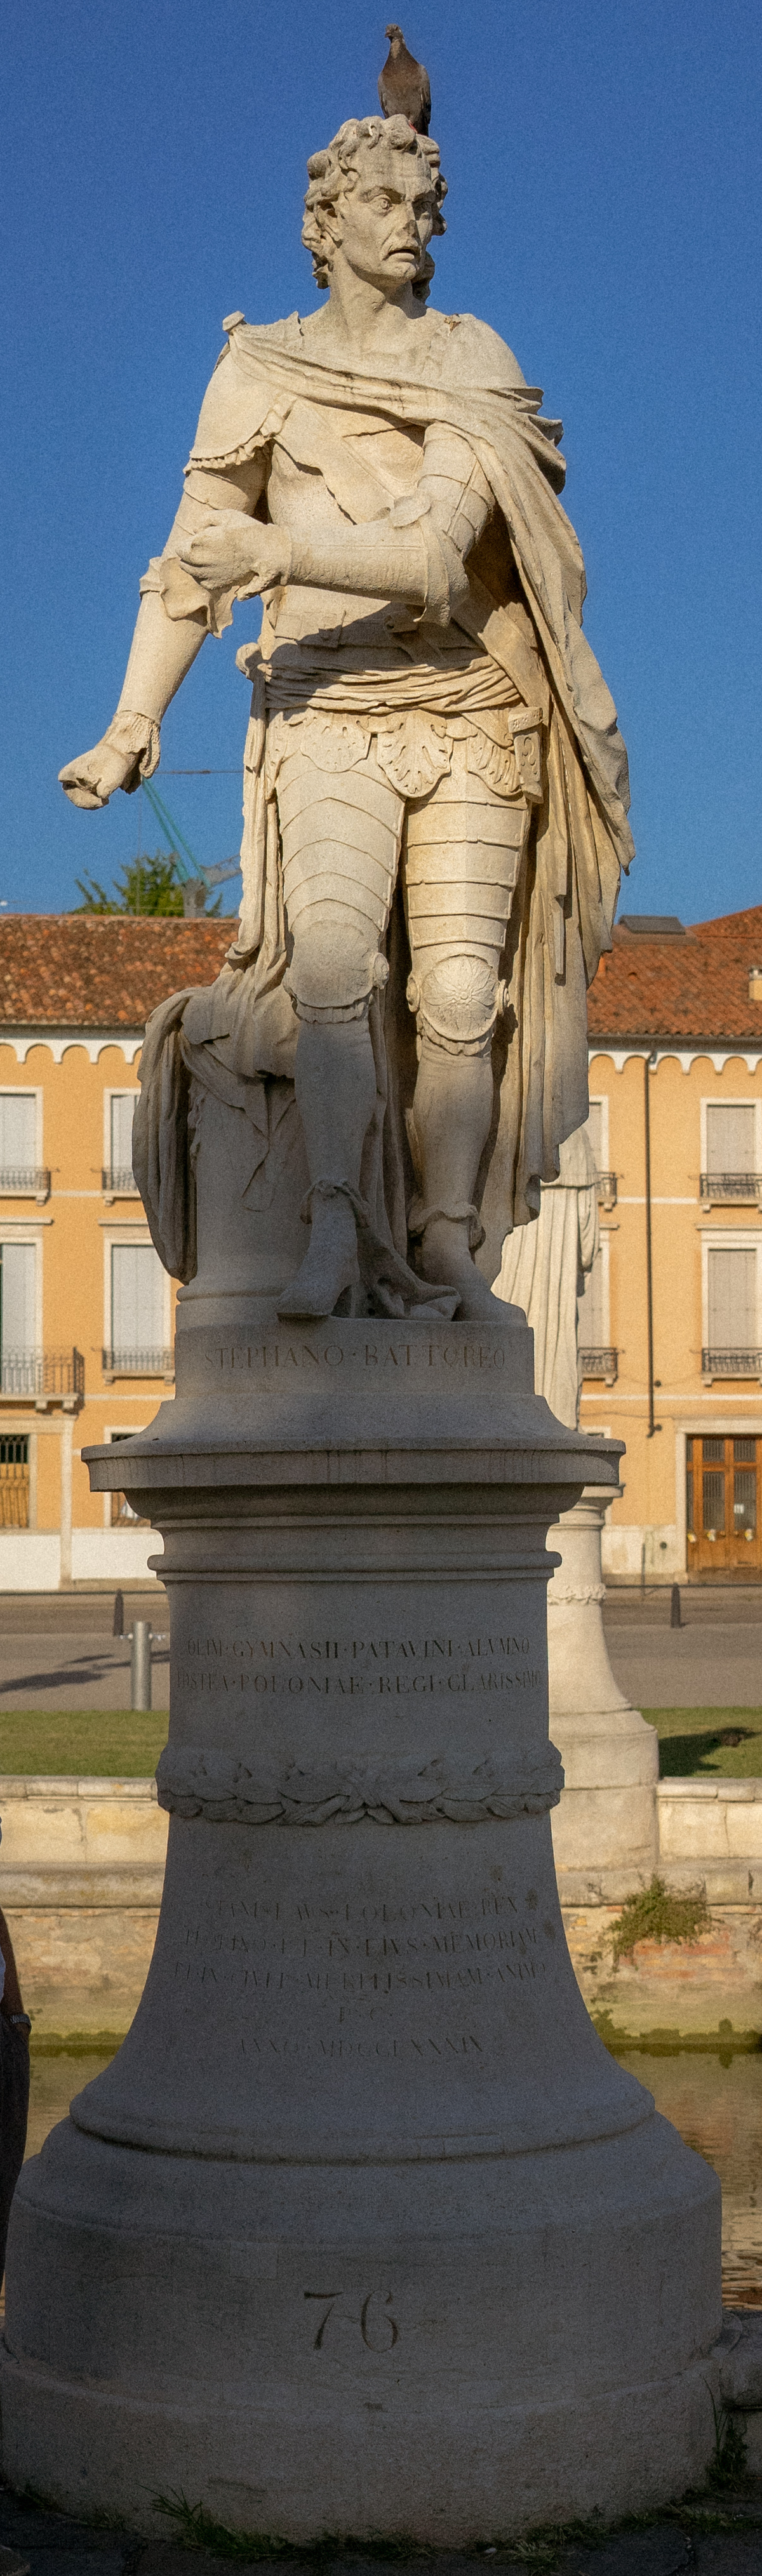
3;0;761;923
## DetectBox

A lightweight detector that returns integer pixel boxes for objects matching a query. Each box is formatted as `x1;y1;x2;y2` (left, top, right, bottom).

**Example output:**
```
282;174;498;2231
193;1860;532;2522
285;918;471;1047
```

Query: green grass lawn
0;1707;760;1782
0;1711;167;1777
642;1707;762;1778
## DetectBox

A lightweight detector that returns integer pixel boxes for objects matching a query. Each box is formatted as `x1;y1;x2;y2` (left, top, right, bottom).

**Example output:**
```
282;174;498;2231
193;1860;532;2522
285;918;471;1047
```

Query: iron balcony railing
0;1166;50;1204
594;1170;617;1211
102;1347;175;1380
702;1348;762;1380
579;1346;618;1384
0;1348;84;1409
700;1172;762;1205
102;1166;140;1200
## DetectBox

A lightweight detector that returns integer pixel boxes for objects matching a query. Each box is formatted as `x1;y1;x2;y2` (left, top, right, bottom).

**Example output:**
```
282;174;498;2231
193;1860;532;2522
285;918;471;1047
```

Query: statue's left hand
177;513;290;596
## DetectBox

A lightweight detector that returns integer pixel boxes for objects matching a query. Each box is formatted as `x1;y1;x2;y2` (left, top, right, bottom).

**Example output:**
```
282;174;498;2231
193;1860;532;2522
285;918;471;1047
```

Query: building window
104;1094;139;1197
0;1242;36;1391
0;1094;48;1200
105;1242;170;1376
701;1102;761;1204
0;1436;29;1529
703;1245;759;1377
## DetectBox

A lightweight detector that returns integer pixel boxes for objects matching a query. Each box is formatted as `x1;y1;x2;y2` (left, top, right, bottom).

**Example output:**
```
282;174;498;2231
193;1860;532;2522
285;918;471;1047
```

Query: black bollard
112;1589;124;1638
670;1582;681;1630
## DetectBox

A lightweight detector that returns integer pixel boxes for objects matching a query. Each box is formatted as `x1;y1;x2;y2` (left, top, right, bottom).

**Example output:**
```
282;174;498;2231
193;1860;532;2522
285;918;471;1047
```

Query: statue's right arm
59;457;267;809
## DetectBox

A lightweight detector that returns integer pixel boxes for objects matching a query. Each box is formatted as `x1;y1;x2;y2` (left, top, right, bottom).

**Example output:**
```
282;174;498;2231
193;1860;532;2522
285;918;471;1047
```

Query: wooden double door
687;1435;762;1575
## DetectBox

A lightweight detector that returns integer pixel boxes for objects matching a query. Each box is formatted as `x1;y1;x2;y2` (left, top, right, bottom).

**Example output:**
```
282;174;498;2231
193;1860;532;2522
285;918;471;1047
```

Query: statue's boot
277;1020;375;1320
412;1050;505;1324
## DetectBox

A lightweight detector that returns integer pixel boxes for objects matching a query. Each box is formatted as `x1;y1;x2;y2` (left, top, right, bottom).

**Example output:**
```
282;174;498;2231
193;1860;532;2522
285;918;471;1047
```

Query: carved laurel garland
156;1746;563;1828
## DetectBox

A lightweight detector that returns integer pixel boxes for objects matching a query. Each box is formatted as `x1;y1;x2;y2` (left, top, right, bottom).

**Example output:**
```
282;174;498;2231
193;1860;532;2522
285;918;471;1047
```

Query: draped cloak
133;314;632;1294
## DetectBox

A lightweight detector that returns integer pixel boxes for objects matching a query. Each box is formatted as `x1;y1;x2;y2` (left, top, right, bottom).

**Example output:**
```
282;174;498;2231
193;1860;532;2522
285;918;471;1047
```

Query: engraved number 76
304;2289;398;2351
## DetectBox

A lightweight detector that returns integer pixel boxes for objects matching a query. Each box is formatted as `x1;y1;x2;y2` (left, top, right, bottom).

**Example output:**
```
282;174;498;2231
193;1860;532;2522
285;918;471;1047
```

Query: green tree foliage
74;854;186;915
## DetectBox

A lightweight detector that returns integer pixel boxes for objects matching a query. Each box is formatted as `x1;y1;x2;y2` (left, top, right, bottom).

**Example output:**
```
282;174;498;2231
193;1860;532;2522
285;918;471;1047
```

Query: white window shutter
111;1244;164;1357
0;1243;36;1355
110;1095;137;1175
0;1096;36;1172
705;1104;756;1174
707;1247;756;1347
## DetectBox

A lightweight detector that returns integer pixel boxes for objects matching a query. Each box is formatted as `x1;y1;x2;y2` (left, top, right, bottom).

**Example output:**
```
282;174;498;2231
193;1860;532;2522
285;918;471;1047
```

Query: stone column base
549;1490;659;1885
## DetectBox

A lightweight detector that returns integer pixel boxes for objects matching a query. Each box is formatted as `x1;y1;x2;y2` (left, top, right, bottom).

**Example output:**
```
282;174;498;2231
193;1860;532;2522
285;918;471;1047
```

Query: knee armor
285;928;389;1025
406;952;504;1056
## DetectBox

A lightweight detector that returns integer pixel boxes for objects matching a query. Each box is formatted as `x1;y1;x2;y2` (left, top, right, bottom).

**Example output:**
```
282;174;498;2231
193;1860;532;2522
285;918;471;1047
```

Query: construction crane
141;779;240;917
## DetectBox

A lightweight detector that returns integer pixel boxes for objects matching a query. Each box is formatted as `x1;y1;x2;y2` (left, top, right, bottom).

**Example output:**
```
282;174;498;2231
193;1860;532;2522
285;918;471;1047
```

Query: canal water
22;2044;762;2307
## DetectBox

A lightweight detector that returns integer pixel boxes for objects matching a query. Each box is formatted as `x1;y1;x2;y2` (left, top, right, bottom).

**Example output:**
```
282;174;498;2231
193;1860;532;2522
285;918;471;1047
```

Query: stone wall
0;1777;165;2037
3;1775;762;2043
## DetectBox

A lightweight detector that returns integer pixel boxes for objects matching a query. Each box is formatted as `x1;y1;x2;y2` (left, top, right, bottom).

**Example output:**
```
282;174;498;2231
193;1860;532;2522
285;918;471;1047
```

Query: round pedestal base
3;2104;719;2540
1;1317;721;2538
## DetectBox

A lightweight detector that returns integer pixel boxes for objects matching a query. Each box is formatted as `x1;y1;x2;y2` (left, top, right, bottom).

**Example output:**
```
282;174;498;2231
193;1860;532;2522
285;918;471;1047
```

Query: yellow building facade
0;905;758;1590
581;905;762;1584
0;914;232;1588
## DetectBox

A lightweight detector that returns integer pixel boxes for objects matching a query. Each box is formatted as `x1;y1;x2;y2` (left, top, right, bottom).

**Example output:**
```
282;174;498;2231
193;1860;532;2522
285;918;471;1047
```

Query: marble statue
496;1122;599;1426
60;112;633;1324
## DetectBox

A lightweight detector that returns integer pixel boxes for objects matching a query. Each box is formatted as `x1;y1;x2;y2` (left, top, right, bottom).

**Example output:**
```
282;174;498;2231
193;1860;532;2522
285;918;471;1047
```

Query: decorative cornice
0;1031;144;1066
156;1745;563;1826
589;1042;762;1074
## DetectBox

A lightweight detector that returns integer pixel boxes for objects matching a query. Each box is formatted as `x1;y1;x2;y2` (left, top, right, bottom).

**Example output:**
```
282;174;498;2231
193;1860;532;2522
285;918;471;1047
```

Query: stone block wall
3;1775;762;2043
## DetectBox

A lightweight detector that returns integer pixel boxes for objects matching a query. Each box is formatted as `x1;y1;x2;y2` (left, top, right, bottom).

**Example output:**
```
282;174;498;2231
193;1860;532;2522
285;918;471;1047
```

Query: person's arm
0;1908;27;2026
59;458;267;811
176;427;496;630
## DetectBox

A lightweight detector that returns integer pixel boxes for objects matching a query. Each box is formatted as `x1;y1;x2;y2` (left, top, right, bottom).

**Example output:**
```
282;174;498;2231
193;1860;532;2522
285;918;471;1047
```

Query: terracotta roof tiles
1;904;760;1050
587;905;762;1047
0;915;235;1030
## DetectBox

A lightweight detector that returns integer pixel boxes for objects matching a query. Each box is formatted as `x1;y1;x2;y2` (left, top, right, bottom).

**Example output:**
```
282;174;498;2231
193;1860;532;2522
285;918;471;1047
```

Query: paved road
0;1636;170;1714
602;1589;762;1709
0;1592;170;1715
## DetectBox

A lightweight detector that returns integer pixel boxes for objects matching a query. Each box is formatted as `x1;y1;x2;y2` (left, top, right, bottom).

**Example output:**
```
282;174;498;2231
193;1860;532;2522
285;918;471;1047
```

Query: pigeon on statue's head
378;25;431;135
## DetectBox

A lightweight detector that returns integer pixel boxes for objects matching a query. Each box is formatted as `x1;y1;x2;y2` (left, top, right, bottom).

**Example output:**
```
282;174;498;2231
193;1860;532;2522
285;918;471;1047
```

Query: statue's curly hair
302;114;447;290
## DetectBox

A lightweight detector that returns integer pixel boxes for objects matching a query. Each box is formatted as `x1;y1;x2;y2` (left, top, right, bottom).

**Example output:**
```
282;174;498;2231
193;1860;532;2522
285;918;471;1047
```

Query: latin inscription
175;1631;542;1701
171;1886;556;2033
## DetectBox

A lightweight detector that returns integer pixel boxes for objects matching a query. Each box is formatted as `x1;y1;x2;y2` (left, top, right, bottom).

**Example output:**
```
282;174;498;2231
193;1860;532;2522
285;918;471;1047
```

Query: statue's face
333;144;436;295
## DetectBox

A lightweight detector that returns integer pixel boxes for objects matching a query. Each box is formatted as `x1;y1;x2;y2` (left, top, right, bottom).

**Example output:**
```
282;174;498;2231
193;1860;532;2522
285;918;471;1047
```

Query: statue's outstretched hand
59;715;158;810
177;512;290;597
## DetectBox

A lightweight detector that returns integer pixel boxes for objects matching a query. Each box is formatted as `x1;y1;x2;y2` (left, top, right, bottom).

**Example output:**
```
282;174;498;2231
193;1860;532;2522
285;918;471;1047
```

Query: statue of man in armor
60;114;632;1323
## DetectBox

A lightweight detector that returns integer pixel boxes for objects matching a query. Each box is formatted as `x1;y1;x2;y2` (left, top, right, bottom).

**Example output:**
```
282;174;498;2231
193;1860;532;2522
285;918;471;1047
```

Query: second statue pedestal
549;1489;659;1895
1;1311;720;2539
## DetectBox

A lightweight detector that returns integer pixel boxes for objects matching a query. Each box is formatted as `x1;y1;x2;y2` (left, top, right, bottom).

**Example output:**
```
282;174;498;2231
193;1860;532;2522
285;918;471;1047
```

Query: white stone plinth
1;1313;721;2539
549;1490;659;1892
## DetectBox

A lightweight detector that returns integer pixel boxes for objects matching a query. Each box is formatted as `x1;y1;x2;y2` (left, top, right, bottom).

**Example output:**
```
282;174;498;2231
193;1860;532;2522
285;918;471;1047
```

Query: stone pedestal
1;1308;721;2539
549;1490;659;1895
